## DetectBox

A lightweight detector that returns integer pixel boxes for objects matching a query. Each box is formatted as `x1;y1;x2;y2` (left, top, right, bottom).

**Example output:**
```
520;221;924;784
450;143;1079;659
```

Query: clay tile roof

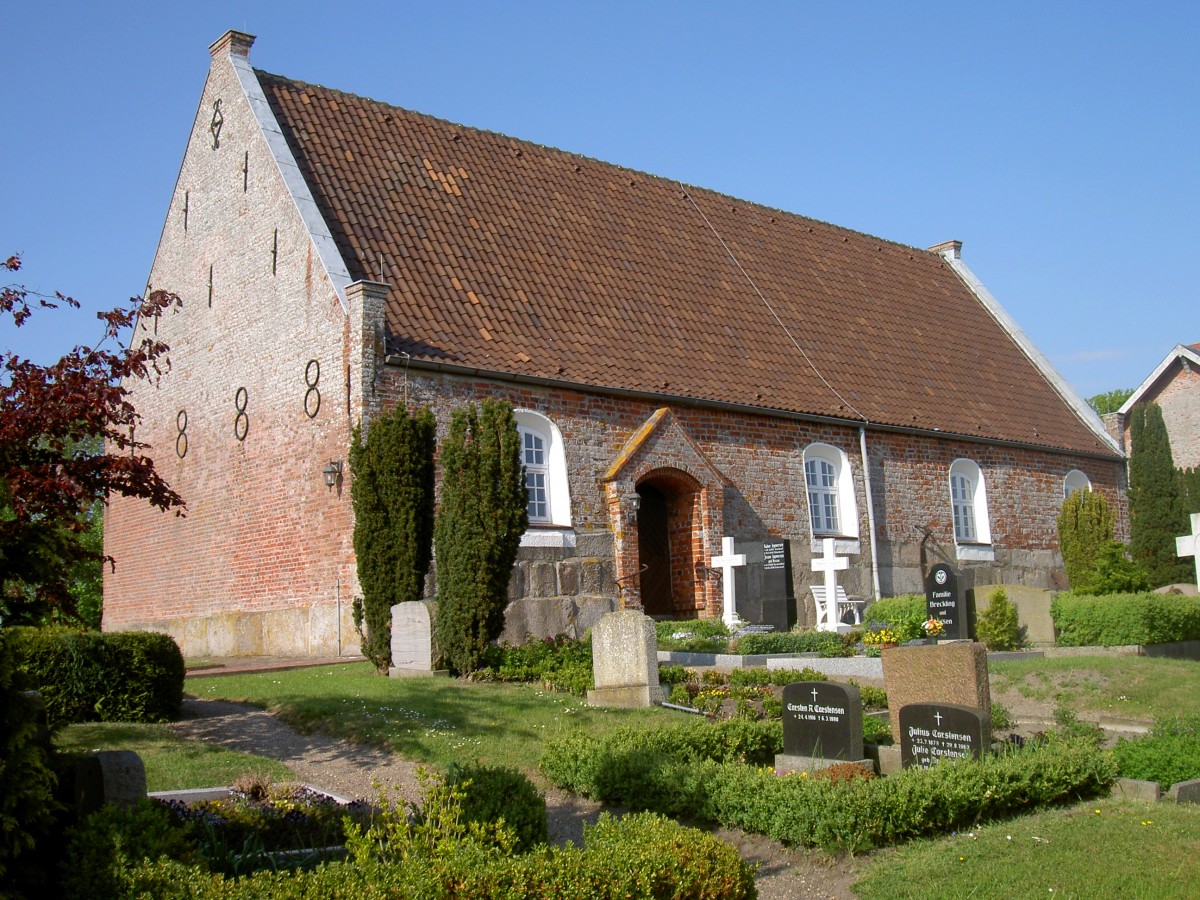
256;70;1116;457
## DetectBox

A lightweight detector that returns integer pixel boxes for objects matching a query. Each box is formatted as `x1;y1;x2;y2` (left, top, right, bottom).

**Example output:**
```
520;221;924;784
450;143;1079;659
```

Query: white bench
810;585;865;629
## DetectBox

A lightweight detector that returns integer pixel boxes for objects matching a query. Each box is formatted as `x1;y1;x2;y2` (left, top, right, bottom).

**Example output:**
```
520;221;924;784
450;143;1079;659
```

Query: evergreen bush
445;762;548;853
976;587;1021;651
1057;489;1115;591
10;627;184;726
729;629;854;656
434;401;527;674
1051;592;1200;646
0;629;60;894
349;407;436;672
1181;466;1200;515
1087;541;1152;594
1128;403;1191;586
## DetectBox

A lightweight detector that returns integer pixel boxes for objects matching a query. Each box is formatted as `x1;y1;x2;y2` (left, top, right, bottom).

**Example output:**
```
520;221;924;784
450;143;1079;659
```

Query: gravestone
775;681;871;774
899;703;988;769
1178;512;1200;590
75;750;147;816
389;601;447;678
925;563;972;639
587;609;665;708
734;539;797;632
881;641;991;744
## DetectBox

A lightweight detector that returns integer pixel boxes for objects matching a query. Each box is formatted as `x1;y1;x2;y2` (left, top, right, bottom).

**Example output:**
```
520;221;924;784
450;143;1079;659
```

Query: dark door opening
636;483;673;617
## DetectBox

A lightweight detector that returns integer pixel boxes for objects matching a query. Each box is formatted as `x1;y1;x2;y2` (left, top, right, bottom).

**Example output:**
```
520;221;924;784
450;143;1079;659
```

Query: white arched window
948;458;991;549
515;410;571;528
803;443;858;539
1063;469;1091;499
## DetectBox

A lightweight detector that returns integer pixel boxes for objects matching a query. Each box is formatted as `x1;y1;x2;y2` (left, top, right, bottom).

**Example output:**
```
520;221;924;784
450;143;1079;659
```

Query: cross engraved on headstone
1177;513;1200;590
712;536;748;628
934;710;943;726
811;687;820;702
811;537;849;632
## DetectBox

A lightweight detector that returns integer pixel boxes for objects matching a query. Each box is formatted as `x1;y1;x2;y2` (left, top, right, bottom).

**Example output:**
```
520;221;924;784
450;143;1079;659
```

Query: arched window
514;410;571;528
803;443;858;539
1063;469;1091;499
948;458;991;546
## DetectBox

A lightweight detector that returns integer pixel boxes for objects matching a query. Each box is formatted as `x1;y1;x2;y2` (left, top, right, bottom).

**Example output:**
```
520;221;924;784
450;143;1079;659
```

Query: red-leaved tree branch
1;254;186;619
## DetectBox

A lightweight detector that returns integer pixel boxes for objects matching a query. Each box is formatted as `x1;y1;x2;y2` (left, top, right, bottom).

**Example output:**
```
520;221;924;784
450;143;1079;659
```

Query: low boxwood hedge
9;627;184;726
541;725;1115;853
1051;592;1200;647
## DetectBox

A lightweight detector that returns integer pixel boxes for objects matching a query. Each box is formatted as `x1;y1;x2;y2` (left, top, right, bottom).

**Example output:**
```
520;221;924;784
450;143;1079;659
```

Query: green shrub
476;634;593;695
728;666;830;687
730;629;855;656
349;406;436;672
657;664;688;686
1086;541;1153;594
863;594;927;642
976;587;1021;651
655;619;733;652
0;629;60;894
1051;592;1200;646
1112;715;1200;790
445;762;548;853
1057;488;1116;591
862;715;892;745
434;401;528;675
10;627;184;726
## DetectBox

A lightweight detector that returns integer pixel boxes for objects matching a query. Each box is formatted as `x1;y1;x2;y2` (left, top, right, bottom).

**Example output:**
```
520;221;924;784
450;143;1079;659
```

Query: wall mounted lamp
323;459;343;491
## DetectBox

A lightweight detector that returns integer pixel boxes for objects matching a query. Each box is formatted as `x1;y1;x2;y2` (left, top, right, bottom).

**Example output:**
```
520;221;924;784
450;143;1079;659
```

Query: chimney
209;30;255;61
928;240;963;260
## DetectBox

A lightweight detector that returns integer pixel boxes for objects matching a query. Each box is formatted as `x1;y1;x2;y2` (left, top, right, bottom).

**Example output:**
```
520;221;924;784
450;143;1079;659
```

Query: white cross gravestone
711;536;748;628
1178;512;1200;590
811;537;849;632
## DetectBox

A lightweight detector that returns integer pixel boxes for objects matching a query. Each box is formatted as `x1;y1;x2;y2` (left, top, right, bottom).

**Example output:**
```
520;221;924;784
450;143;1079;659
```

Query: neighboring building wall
1125;361;1200;470
103;39;359;658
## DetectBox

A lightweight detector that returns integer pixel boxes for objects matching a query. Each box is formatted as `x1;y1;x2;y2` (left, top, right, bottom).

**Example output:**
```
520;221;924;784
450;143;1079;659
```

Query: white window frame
1063;469;1091;499
802;443;858;541
948;458;992;558
514;410;571;530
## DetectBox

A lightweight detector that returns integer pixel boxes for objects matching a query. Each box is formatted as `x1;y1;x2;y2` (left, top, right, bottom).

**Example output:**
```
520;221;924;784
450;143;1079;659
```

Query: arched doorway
636;469;704;618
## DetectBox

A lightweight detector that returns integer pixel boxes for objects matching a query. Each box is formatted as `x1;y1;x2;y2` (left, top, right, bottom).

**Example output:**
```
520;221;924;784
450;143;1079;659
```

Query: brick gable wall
1124;360;1200;470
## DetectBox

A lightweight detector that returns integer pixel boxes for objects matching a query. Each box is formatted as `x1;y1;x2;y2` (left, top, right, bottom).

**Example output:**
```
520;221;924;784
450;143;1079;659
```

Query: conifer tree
349;407;436;672
1127;403;1190;586
1057;489;1115;592
434;400;528;674
1180;466;1200;516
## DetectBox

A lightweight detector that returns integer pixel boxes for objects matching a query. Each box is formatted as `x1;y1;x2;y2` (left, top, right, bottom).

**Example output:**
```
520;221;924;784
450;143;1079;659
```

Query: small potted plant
922;618;945;641
862;626;901;655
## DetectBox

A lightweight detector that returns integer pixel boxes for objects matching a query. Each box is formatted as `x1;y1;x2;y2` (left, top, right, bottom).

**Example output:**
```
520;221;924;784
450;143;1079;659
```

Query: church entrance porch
635;473;705;618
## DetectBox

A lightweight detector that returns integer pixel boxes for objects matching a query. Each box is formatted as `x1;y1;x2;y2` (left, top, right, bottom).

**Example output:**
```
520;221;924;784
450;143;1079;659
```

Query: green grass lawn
989;656;1200;721
188;662;676;773
54;722;294;791
853;795;1200;898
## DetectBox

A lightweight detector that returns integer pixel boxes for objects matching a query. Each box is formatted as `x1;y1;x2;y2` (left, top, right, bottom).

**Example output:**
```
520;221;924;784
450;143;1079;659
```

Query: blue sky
2;2;1195;399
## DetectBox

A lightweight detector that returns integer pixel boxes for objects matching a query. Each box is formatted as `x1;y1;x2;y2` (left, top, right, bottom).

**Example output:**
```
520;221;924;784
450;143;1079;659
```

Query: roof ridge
253;68;938;259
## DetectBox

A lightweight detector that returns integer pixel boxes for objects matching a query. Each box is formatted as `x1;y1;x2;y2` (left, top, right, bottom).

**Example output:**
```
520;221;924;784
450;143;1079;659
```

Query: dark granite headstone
734;539;796;632
782;681;863;760
925;563;970;640
899;703;987;769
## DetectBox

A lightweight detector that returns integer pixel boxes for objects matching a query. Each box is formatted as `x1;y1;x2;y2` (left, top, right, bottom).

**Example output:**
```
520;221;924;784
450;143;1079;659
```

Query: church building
103;32;1125;658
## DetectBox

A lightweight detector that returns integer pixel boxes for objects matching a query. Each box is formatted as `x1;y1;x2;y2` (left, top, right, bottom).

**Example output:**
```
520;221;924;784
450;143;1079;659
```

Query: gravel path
168;697;860;899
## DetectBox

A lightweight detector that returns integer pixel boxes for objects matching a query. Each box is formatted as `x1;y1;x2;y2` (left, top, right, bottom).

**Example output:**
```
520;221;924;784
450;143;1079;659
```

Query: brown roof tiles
257;70;1115;457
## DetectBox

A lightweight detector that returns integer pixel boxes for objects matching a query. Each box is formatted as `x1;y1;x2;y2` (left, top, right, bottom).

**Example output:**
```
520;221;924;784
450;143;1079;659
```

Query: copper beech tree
1;254;185;624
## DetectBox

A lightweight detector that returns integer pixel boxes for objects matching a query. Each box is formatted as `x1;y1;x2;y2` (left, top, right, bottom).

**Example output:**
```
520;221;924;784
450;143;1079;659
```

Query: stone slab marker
587;609;665;708
75;750;146;817
389;601;447;678
881;642;991;744
899;703;989;769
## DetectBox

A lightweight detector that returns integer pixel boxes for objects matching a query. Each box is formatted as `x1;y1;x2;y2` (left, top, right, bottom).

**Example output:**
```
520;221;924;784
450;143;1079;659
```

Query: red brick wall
1125;359;1200;470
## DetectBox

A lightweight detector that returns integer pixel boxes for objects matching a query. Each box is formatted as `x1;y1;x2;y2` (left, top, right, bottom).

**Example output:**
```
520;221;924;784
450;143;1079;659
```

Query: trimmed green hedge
1051;592;1200;647
729;630;855;657
9;627;184;726
72;808;755;900
542;727;1114;853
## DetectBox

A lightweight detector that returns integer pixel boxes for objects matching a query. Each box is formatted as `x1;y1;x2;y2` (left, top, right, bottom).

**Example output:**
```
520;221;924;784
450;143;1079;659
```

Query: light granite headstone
881;641;991;745
389;601;446;678
775;681;872;774
587;609;664;708
75;750;147;816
